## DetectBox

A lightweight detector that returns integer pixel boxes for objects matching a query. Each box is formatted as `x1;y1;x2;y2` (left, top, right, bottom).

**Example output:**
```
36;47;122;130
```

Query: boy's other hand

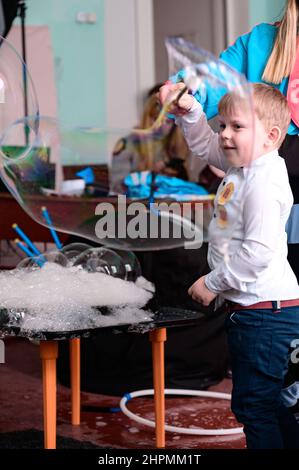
188;276;217;306
159;82;194;116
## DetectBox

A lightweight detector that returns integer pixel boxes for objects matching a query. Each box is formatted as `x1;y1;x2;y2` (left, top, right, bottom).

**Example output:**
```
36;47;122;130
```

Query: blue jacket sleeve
220;34;249;76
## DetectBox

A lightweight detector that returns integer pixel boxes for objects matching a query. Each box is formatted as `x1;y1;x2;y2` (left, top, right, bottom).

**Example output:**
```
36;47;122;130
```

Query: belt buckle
272;300;281;312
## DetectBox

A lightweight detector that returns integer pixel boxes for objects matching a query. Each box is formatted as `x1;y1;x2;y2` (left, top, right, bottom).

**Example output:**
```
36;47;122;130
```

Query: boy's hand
159;82;194;116
188;276;217;306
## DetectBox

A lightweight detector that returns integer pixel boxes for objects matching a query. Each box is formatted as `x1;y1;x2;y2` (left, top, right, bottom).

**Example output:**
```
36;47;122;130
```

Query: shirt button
222;181;226;185
213;213;216;218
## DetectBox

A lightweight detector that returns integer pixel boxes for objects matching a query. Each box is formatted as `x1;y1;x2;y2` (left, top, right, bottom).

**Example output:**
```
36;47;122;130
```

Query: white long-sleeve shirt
178;101;299;305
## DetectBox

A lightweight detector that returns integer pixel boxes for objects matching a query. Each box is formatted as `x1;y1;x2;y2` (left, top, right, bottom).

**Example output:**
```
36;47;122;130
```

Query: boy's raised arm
159;82;228;172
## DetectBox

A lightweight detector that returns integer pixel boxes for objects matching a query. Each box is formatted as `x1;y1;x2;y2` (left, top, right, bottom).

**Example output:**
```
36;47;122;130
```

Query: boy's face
218;106;271;167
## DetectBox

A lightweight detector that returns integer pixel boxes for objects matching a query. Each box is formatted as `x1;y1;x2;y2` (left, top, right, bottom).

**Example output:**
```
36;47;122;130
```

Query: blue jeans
226;306;299;449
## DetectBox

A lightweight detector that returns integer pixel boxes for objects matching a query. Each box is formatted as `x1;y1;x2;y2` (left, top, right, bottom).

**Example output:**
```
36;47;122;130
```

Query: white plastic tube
120;389;243;436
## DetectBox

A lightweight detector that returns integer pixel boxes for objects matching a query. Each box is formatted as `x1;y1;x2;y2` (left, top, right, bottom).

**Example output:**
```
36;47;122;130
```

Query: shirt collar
250;149;279;166
242;149;279;177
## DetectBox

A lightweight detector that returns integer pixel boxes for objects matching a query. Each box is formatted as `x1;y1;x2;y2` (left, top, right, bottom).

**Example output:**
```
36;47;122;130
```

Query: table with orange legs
39;338;81;449
39;328;167;449
1;306;203;449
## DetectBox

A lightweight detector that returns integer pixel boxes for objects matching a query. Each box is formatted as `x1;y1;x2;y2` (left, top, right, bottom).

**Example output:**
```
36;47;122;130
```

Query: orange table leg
69;338;81;425
149;328;167;448
40;340;58;449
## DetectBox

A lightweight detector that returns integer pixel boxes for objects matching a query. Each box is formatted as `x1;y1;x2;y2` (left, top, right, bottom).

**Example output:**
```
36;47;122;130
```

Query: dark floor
0;337;246;449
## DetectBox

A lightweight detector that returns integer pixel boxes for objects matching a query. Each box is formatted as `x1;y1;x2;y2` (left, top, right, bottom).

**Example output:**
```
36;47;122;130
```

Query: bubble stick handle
15;238;35;258
12;224;41;256
15;239;44;267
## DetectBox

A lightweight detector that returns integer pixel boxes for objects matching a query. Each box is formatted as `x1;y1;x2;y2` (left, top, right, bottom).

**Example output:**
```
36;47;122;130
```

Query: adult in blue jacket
161;0;299;434
167;0;299;273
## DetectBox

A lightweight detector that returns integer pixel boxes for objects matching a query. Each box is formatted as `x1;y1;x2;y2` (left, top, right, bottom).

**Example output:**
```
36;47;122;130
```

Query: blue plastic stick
14;239;35;258
41;206;63;250
12;224;41;256
14;239;43;267
15;239;44;267
15;240;45;267
15;240;44;267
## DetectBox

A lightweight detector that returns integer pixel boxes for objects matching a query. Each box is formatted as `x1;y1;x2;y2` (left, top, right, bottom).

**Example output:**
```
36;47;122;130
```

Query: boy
160;82;299;449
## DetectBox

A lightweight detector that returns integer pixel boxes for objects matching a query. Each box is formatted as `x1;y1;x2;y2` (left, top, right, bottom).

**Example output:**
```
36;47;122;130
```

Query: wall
153;0;226;83
22;0;155;133
104;0;155;130
23;0;106;128
15;0;288;131
225;0;249;45
249;0;285;27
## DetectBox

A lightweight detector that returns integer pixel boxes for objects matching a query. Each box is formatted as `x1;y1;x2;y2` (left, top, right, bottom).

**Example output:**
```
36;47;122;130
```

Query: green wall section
249;0;285;27
24;0;106;128
20;1;288;132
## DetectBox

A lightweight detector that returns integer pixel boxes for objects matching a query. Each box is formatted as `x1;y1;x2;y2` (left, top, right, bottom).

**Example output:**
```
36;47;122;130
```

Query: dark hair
165;158;188;180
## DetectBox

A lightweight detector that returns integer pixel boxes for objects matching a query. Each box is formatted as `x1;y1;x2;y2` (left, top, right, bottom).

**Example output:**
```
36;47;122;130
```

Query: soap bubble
17;250;68;269
40;251;69;266
61;242;92;264
17;256;42;271
163;36;254;252
0;37;253;257
73;247;126;279
113;250;142;282
0;115;208;250
0;34;39;160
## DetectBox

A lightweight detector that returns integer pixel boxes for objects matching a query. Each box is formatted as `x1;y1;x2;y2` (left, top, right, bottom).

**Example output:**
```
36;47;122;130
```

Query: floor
0;337;246;449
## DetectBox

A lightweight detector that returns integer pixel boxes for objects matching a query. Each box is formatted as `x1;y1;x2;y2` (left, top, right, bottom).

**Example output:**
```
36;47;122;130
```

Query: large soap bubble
0;114;208;250
61;242;92;264
0;37;254;254
0;35;39;159
17;250;69;270
163;37;254;252
73;247;126;279
113;250;142;282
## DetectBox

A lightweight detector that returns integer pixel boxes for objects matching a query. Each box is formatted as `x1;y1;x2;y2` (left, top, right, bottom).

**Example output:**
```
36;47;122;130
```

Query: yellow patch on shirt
217;205;228;228
218;182;234;205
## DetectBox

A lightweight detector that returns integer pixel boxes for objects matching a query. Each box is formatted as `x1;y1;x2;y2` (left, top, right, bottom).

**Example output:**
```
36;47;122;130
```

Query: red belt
228;298;299;311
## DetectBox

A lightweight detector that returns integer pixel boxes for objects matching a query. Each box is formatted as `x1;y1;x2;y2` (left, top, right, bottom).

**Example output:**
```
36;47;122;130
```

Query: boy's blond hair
218;83;291;147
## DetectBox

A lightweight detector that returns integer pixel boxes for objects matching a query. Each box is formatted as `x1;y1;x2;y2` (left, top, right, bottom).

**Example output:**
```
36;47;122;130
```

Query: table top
0;305;206;341
0;191;213;244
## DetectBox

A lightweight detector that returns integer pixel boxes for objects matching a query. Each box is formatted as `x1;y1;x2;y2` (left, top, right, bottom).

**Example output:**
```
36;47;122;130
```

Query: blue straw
12;224;41;256
41;206;63;250
14;239;35;258
15;239;44;267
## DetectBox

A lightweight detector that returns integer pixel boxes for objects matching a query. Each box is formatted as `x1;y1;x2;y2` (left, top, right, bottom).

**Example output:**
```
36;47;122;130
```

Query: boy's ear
266;126;281;147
